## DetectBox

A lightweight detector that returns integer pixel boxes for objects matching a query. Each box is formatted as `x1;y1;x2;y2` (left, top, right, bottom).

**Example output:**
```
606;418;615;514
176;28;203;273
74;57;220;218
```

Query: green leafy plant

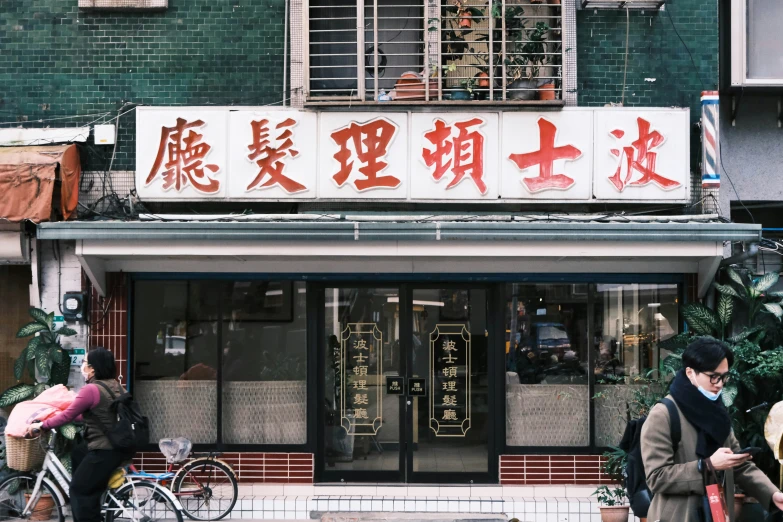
676;267;783;481
592;485;628;507
0;308;76;407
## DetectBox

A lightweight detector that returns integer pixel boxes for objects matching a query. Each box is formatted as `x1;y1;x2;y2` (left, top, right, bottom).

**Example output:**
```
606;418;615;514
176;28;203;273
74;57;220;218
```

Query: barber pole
701;91;720;188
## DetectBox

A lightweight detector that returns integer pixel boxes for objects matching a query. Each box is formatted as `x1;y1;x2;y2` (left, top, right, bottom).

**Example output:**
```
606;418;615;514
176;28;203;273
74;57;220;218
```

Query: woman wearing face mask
24;347;134;522
641;337;783;521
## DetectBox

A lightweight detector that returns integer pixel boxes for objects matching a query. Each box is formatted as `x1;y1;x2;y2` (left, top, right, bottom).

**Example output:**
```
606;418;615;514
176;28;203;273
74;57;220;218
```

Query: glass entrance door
318;285;493;483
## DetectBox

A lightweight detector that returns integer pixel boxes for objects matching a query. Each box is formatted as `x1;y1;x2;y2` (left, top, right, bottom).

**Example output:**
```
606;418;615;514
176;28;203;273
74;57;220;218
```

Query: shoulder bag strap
95;381;117;401
660;398;682;453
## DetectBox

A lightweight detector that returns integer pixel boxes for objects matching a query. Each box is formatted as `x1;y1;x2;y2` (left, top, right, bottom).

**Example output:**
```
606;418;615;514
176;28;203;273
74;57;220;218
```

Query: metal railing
305;0;563;103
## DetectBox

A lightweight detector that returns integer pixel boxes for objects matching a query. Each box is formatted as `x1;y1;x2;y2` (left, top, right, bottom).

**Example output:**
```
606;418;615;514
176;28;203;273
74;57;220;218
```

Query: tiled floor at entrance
226;485;642;521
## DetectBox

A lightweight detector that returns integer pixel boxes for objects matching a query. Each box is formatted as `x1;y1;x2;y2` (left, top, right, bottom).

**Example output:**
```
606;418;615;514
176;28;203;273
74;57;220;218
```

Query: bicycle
0;429;183;522
127;438;238;521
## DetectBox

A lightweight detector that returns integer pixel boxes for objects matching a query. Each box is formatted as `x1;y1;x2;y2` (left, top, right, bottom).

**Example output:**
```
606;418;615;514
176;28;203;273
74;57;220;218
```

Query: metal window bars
305;0;563;103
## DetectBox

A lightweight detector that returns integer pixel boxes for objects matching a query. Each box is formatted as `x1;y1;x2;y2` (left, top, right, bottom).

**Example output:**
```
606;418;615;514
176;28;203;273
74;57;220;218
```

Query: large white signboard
136;107;690;202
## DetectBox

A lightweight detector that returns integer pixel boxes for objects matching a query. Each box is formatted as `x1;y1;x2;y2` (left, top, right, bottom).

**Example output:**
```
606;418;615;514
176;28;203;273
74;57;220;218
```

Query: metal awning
36;215;760;300
37;216;760;243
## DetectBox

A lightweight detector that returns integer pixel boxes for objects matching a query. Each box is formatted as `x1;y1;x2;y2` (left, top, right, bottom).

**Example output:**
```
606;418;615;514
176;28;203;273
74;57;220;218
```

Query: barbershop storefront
37;105;761;487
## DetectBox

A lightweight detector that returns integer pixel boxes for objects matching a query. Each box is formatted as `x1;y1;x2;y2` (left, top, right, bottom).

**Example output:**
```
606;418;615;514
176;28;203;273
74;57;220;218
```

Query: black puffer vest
83;379;124;451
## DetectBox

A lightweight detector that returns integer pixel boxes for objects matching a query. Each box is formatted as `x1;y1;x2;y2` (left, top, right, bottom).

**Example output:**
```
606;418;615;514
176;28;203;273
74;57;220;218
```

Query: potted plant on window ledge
592;486;631;522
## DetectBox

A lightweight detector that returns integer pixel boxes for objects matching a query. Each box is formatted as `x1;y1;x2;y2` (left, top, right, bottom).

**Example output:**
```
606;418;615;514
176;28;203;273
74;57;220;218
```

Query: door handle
406;400;412;406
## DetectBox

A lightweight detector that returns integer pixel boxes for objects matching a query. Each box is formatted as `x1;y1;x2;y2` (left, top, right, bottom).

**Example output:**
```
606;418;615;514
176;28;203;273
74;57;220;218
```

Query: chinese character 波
607;117;680;192
354;339;369;351
146;117;220;193
442;340;457;352
422;118;487;194
331;118;400;191
246;117;306;194
508;118;582;193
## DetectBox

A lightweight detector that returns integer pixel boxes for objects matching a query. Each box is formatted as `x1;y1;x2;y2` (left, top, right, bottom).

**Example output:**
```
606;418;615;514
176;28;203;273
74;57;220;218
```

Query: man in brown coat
641;338;783;522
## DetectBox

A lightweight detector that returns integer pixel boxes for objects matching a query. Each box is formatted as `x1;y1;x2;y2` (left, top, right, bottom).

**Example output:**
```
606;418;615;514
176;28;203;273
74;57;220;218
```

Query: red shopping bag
706;483;730;522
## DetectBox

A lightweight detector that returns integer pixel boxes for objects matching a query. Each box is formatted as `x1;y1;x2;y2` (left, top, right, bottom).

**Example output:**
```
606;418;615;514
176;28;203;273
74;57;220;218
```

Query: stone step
321;514;508;522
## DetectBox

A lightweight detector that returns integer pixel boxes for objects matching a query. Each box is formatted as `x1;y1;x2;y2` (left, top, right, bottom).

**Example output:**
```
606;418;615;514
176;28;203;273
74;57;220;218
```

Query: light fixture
581;0;665;9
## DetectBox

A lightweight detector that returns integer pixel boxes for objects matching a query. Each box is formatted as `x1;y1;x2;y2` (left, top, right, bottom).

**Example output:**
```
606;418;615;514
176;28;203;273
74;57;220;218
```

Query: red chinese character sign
501;111;593;200
593;110;688;201
412;113;499;199
136;107;690;202
137;109;227;198
319;113;408;199
228;111;317;199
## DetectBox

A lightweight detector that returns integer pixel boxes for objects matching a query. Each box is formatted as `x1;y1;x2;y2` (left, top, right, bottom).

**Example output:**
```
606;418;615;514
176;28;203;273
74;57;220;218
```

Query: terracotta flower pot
24;493;55;522
476;72;490;88
458;11;472;28
599;505;630;522
537;83;557;100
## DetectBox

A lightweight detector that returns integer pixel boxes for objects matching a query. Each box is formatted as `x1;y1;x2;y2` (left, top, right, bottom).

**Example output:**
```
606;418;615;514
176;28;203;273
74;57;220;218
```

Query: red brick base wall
134;452;315;483
500;455;615;485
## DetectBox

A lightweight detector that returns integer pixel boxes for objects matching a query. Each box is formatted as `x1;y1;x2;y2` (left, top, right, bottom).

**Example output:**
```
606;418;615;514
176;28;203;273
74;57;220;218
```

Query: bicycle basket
5;435;46;472
158;437;192;463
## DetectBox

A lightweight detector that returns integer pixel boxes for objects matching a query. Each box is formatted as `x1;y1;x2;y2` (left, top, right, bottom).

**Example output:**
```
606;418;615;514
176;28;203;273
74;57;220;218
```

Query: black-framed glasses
701;371;731;385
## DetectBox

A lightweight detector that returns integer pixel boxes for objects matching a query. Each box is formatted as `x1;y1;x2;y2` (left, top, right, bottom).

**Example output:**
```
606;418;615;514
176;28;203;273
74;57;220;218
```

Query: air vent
581;0;665;9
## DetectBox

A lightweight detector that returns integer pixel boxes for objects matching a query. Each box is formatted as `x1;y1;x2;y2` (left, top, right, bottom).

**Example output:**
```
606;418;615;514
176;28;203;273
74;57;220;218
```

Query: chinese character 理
442;381;458;392
354;380;368;390
331;118;401;191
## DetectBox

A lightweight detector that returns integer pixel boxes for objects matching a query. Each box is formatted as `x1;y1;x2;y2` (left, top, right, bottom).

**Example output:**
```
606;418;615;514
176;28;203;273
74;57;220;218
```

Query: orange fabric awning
0;144;81;222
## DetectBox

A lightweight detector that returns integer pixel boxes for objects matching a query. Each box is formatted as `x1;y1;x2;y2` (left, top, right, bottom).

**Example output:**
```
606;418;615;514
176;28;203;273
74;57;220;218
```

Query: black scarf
668;369;731;459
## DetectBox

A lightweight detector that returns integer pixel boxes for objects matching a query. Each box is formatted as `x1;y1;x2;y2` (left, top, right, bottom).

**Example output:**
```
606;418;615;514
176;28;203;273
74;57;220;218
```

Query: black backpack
95;381;150;453
618;397;681;519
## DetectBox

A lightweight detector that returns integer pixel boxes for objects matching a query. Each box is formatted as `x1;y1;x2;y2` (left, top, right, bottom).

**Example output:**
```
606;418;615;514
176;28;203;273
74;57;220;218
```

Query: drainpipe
719;243;759;267
283;0;289;106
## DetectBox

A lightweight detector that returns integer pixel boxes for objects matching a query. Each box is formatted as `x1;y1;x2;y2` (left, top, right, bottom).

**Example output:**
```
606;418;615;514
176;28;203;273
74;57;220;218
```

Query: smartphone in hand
735;447;762;455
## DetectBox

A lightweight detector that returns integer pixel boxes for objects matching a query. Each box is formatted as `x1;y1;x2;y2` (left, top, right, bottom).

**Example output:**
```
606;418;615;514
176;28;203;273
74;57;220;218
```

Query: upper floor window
306;0;564;104
730;0;783;86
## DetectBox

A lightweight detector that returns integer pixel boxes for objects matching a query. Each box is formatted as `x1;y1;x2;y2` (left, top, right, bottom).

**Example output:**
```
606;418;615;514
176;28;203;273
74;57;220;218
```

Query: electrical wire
664;6;706;90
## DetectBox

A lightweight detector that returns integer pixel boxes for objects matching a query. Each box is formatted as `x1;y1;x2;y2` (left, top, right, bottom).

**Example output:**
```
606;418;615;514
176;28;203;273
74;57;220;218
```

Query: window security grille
306;0;563;103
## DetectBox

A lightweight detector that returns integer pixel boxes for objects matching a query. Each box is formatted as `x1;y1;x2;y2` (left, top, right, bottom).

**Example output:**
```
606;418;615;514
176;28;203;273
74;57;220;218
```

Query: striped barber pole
701;90;720;188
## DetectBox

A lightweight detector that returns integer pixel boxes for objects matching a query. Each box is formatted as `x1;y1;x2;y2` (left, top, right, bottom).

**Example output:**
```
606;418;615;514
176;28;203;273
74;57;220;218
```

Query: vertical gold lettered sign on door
429;324;471;437
340;323;383;436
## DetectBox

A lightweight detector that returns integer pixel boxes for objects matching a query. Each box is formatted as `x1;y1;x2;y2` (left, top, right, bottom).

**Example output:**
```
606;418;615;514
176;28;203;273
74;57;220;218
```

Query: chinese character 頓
443;367;458;378
353;366;369;376
422;118;487;194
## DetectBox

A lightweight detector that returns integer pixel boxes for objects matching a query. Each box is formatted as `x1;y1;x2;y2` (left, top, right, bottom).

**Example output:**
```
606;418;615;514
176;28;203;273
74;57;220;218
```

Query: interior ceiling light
582;0;665;9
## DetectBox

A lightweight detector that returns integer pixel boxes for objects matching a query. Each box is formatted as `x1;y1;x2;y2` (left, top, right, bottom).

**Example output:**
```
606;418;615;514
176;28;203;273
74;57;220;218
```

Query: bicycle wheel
104;481;183;522
171;459;237;521
0;472;65;522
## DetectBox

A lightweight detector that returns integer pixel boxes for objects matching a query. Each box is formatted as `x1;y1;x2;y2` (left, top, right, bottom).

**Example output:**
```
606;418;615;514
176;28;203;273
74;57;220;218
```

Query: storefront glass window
504;284;589;447
593;283;679;447
133;280;307;446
